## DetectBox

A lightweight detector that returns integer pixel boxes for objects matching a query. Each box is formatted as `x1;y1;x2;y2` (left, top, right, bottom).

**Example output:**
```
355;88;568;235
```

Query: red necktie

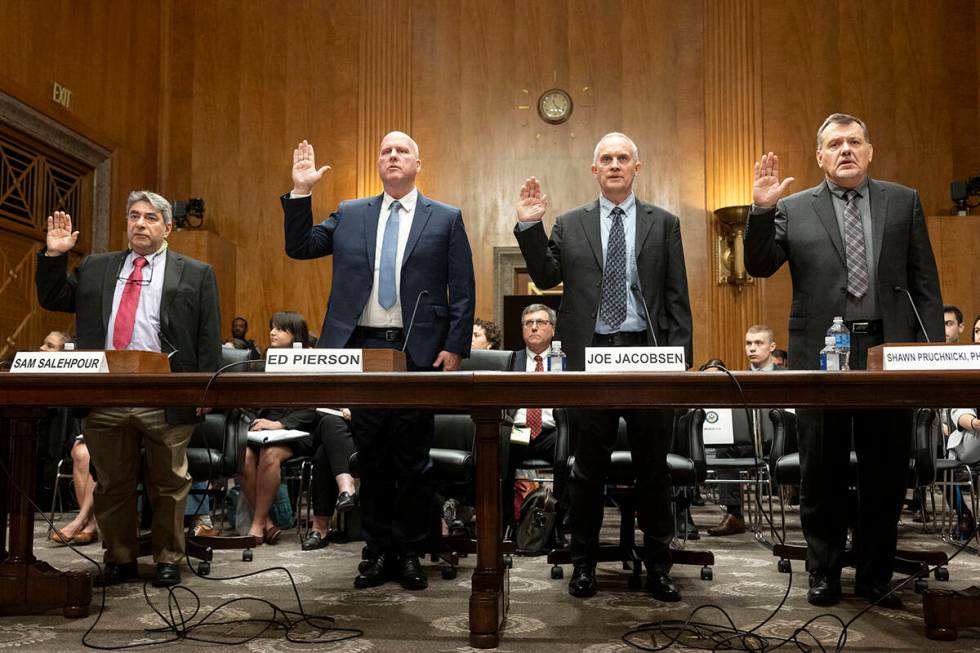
527;354;544;439
112;256;147;350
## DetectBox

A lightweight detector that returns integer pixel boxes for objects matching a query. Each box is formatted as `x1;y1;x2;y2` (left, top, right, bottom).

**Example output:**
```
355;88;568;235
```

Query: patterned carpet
4;503;980;652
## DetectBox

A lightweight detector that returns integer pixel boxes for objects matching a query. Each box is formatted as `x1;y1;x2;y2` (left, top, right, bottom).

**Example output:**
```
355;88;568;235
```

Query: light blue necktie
378;200;401;310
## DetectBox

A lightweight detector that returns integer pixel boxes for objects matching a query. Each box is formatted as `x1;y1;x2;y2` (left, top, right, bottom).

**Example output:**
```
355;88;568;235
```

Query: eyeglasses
522;318;552;328
117;252;160;286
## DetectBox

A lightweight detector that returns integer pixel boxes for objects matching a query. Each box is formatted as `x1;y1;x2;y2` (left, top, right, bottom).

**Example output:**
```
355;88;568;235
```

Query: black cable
623;364;978;652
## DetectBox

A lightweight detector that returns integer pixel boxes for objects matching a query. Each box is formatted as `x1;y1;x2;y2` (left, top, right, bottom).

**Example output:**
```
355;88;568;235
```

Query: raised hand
45;211;79;256
291;140;332;195
516;176;549;222
752;152;795;209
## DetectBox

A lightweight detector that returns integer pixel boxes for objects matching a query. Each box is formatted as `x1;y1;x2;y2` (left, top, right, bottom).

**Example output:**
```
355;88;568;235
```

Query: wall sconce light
714;205;753;287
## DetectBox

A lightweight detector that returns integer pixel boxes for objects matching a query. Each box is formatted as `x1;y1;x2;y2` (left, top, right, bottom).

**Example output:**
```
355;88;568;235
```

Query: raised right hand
45;211;79;256
516;176;549;222
291;140;332;195
752;152;795;209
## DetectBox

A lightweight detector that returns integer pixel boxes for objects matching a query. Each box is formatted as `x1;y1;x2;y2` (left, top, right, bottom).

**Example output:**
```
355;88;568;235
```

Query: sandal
263;525;282;545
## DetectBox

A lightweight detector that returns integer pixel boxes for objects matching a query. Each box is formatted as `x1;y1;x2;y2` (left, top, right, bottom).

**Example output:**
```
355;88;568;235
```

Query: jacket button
590;312;596;318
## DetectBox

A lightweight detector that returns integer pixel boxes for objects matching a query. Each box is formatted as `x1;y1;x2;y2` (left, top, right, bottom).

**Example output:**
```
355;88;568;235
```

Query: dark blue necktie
378;200;401;310
599;207;627;329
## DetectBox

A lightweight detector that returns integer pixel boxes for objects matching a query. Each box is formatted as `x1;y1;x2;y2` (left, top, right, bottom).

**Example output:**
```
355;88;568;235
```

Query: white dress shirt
512;348;555;430
359;188;418;328
105;246;167;353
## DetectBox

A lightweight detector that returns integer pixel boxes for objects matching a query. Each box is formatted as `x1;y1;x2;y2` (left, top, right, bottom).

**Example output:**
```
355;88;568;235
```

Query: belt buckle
851;321;870;334
384;329;399;342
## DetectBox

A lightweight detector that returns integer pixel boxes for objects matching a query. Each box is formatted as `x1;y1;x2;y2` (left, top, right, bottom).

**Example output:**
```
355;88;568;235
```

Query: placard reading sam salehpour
584;347;686;372
265;349;363;373
10;351;109;373
883;345;980;371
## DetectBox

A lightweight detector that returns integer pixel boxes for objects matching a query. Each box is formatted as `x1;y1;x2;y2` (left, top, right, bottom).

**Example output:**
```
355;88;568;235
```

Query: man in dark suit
514;132;693;601
36;191;222;588
744;113;943;608
281;132;475;590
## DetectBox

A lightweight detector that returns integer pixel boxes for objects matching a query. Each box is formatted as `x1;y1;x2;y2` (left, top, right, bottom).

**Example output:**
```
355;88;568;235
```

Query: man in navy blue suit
281;132;475;590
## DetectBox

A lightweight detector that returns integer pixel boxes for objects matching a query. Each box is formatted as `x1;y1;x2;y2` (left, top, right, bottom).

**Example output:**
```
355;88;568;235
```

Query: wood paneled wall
3;0;979;360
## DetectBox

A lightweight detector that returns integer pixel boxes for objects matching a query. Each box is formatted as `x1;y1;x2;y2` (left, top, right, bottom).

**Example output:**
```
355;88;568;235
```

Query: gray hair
816;113;871;150
126;190;173;224
521;303;557;324
593;132;639;164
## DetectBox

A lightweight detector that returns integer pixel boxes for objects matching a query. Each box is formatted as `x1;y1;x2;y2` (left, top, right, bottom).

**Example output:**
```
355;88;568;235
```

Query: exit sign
52;82;72;109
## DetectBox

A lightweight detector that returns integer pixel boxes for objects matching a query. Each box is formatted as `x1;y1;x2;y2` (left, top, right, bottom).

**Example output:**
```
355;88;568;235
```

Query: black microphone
402;289;430;353
893;286;932;342
158;331;180;359
629;281;659;347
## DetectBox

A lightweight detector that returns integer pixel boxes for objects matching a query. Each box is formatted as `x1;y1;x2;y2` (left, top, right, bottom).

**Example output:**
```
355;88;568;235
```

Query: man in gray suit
515;132;692;601
744;113;943;608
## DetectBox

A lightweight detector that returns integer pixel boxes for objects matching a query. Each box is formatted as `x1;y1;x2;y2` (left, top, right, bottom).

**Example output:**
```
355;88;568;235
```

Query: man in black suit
515;132;693;601
36;191;222;588
744;113;943;608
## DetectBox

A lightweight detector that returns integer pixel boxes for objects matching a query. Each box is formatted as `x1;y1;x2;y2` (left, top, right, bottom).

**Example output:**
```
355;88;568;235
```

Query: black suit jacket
743;179;943;370
514;199;693;370
36;248;222;422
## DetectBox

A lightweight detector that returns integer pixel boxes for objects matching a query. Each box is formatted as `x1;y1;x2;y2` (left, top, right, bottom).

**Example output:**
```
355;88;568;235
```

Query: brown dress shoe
70;530;99;545
706;513;746;536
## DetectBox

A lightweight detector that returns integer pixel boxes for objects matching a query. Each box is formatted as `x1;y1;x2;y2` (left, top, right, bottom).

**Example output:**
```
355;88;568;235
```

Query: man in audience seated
771;348;788;368
707;324;781;537
229;316;261;359
36;190;221;588
503;304;558;536
944;305;964;343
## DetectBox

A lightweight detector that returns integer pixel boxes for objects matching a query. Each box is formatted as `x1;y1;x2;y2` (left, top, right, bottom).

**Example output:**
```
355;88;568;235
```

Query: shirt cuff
517;220;541;231
749;204;775;215
289;191;312;199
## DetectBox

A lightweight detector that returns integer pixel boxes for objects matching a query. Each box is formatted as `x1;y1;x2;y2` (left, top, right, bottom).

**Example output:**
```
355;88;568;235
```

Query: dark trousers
798;328;912;587
348;335;434;559
311;413;355;517
566;407;675;573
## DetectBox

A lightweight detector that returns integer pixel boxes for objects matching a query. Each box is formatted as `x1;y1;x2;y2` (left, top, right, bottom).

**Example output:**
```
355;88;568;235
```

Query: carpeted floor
5;502;980;652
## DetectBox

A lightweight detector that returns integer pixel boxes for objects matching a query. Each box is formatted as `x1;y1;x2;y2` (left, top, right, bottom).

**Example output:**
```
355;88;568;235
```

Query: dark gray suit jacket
514;199;693;371
36;248;223;422
743;178;943;371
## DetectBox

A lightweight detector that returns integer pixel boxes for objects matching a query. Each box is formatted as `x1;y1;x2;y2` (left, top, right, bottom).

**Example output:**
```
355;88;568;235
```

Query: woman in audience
301;409;357;550
44;332;99;546
471;318;502;351
238;311;320;545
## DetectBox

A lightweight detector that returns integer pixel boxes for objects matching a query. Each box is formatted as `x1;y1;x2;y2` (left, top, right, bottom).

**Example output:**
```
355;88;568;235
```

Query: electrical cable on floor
621;364;977;652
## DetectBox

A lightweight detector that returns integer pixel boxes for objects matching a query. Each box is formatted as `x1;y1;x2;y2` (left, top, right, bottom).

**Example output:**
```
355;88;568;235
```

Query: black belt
354;326;405;342
844;319;882;335
592;330;648;347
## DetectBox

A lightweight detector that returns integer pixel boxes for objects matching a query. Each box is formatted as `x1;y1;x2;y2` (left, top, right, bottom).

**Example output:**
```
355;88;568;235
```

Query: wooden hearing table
2;370;980;647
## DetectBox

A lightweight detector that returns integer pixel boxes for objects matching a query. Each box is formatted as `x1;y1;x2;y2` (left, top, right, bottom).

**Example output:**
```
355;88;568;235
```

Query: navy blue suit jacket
281;192;475;367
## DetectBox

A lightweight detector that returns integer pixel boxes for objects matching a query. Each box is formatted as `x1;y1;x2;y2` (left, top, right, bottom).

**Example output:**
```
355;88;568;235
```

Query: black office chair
546;410;715;588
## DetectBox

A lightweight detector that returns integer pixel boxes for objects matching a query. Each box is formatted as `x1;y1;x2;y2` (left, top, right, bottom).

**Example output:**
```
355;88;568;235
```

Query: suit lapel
160;249;183;335
403;193;433;266
102;251;129;333
580;201;602;266
364;194;384;272
868;178;888;272
811;182;846;266
635;201;655;252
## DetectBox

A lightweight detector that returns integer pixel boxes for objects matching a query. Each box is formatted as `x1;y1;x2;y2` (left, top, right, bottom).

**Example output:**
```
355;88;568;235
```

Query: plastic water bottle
819;336;841;371
64;342;75;351
547;340;566;373
827;316;851;371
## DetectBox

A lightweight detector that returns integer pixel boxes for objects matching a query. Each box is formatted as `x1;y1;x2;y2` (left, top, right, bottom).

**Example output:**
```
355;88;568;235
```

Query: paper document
701;408;735;445
510;426;531;445
246;429;310;445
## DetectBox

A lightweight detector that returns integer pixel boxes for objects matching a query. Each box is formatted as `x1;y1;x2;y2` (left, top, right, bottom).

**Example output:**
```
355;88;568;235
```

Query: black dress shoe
568;563;598;598
354;554;390;588
301;531;330;551
335;491;358;514
646;572;681;602
94;561;139;587
398;556;428;591
152;562;181;588
806;574;842;606
855;583;903;609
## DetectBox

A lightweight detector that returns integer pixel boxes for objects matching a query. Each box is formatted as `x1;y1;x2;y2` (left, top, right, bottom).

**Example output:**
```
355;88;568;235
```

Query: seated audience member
229;316;262;359
301;408;357;550
771;348;788;369
238;311;320;545
503;304;558;534
472;318;502;350
943;315;980;538
43;332;99;546
707;325;781;537
944;304;964;343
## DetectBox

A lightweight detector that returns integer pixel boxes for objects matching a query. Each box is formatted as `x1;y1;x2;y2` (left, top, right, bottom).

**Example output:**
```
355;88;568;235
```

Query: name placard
882;345;980;371
584;346;686;372
10;351;109;373
265;349;363;373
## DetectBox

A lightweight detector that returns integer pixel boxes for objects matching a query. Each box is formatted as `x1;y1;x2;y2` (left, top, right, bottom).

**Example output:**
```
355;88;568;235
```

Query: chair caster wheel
700;566;713;581
550;565;564;580
503;555;513;569
197;561;211;576
777;559;792;573
627;575;642;589
934;567;949;581
242;549;253;562
914;578;928;593
441;567;457;580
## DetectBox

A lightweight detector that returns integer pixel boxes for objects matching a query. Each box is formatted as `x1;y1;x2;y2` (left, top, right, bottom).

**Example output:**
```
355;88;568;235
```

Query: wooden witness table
3;370;980;648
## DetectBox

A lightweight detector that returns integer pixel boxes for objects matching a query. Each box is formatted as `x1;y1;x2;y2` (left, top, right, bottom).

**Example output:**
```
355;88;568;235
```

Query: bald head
377;131;422;198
